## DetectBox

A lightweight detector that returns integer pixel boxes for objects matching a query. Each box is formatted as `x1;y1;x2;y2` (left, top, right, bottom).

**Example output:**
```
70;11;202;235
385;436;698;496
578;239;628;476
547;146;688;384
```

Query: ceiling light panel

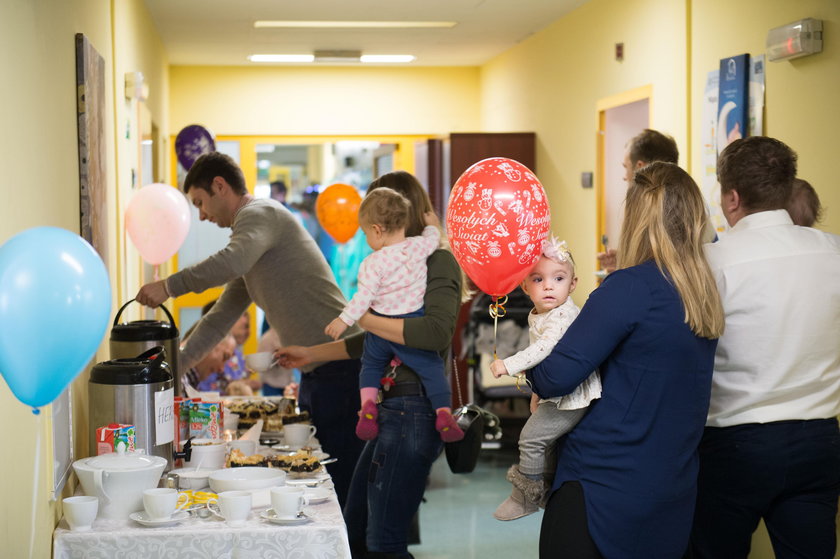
248;54;315;63
254;20;456;29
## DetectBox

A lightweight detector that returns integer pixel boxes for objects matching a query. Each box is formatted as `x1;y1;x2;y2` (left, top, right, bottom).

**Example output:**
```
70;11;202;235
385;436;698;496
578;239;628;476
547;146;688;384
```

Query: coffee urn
110;299;181;396
89;347;175;471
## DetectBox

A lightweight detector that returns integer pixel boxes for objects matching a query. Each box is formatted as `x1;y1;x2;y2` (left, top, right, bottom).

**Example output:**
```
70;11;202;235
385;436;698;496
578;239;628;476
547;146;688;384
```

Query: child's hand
490;359;509;378
423;211;440;228
325;318;349;340
530;392;540;414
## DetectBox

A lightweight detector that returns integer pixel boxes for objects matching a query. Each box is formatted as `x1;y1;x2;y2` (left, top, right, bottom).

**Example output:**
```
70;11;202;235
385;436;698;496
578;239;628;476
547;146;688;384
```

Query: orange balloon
315;183;362;243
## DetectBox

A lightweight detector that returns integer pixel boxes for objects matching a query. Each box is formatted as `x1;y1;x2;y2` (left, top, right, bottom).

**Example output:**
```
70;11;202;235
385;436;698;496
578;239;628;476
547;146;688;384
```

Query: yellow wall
169;66;481;135
0;0;168;556
481;0;688;300
690;0;840;235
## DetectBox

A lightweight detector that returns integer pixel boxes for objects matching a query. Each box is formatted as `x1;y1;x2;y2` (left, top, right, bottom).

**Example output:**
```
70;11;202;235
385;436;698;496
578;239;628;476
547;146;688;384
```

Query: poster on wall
75;33;108;262
717;53;750;156
701;70;725;233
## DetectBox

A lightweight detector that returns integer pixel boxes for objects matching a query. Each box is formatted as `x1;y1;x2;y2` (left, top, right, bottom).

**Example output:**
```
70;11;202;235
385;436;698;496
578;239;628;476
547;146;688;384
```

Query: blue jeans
298;359;364;509
360;309;450;410
690;418;840;559
344;395;443;557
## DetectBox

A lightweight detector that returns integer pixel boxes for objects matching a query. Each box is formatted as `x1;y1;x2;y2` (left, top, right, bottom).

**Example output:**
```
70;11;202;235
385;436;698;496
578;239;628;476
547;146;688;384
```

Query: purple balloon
175;125;216;170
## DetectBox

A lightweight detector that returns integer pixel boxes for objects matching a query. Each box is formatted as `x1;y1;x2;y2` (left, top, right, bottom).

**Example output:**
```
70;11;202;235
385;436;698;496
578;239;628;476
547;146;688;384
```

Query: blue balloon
0;227;111;411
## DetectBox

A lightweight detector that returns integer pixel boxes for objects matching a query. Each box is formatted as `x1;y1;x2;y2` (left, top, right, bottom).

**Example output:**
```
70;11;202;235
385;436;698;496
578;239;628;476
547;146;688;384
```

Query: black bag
444;404;485;474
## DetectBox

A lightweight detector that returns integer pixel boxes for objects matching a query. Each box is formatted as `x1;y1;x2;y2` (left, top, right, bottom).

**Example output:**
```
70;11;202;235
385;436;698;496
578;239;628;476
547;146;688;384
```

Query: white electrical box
766;18;823;62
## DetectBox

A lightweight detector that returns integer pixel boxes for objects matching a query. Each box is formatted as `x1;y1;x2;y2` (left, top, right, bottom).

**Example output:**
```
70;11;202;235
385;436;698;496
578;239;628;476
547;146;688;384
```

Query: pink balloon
125;183;191;265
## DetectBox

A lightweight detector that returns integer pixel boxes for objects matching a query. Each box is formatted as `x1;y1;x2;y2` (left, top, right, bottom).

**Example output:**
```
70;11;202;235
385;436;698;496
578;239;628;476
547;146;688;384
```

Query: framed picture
76;33;108;261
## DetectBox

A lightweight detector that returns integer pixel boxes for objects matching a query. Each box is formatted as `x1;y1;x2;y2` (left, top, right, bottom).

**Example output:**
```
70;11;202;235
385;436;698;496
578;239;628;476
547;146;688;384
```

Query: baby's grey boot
507;464;548;508
493;465;540;521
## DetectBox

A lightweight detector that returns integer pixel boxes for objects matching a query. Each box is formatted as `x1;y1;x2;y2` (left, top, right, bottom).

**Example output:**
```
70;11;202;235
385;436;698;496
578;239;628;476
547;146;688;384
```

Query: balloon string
488;295;508;359
515;373;533;394
153;265;160;281
29;412;41;557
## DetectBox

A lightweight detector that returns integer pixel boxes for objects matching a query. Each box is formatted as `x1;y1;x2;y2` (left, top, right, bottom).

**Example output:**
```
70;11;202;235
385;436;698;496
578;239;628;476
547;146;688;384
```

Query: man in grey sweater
136;152;363;506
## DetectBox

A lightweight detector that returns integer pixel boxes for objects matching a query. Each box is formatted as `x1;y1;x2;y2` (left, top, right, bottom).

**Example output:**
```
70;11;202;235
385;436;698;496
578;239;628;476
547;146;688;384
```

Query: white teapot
73;443;167;519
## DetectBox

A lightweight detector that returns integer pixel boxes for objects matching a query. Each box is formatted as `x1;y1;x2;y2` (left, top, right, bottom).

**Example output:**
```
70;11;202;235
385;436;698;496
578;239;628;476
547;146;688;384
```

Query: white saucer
285;471;330;486
130;510;190;527
303;487;331;504
260;509;312;525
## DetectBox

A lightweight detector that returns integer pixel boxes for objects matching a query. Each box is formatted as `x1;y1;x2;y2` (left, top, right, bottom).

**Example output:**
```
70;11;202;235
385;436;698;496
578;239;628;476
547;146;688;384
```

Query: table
53;486;351;559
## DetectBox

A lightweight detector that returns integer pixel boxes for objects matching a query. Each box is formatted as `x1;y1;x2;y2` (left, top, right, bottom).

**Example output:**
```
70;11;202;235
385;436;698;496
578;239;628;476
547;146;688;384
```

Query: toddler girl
325;187;463;442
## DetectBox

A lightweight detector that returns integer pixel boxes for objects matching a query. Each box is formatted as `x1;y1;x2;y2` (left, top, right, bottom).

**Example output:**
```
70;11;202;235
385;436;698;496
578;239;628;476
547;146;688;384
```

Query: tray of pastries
223;397;309;432
227;448;323;476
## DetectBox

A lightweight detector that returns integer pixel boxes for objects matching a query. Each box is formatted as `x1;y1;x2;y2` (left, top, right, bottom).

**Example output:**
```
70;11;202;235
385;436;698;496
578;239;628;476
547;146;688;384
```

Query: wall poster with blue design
717;54;750;156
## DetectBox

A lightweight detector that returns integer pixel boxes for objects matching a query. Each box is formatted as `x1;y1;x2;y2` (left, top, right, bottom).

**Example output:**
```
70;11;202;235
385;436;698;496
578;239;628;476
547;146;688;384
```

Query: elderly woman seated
181;331;253;396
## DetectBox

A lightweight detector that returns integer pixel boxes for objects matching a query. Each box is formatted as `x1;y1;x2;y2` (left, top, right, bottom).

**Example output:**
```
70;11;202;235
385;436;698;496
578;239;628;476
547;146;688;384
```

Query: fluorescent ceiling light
254;20;456;29
248;54;315;63
249;53;415;64
360;54;416;63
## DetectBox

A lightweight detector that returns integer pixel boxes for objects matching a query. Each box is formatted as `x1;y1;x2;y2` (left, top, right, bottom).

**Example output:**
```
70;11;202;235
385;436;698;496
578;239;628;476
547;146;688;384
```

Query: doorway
596;86;651;269
169;134;434;350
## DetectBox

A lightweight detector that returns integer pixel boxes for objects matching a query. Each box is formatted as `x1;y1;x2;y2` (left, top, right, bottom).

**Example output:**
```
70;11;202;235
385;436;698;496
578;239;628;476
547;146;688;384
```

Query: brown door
445;132;536;407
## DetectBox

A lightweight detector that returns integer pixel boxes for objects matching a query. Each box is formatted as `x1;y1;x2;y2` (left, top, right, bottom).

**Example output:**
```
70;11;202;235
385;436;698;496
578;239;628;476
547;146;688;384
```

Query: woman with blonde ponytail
527;162;723;558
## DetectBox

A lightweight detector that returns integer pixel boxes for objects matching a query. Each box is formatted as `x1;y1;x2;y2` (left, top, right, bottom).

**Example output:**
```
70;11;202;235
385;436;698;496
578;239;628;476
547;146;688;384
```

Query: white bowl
170;468;214;490
208;467;286;492
183;439;228;471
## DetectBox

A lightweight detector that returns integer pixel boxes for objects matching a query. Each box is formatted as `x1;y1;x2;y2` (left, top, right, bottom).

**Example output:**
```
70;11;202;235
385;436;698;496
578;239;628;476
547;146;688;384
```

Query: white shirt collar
730;209;792;232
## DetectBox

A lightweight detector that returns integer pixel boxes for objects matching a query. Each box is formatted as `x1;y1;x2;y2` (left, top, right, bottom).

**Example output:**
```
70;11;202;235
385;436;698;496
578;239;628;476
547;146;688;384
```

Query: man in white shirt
690;136;840;559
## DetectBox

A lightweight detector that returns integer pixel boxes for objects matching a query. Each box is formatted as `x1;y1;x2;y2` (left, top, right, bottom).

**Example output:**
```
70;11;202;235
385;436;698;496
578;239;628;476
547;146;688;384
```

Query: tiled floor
412;443;541;559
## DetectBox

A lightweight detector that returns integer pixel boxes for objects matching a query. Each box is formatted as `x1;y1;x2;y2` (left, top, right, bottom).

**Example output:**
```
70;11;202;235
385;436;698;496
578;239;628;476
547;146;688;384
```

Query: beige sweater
168;198;360;371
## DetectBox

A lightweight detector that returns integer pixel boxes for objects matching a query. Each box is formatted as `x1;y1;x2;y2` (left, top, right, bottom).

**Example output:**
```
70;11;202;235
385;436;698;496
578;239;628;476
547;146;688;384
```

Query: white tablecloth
53;491;351;559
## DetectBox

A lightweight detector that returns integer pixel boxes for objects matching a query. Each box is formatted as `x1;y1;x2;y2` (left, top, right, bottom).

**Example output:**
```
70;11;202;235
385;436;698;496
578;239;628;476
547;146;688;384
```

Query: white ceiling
143;0;588;67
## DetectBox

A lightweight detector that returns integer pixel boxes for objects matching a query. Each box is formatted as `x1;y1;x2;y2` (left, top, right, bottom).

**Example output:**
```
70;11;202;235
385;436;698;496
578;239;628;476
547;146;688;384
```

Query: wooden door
446;132;536;407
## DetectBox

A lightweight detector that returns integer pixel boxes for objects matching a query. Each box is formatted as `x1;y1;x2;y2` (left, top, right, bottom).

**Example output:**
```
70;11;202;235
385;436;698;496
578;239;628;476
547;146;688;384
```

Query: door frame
165;133;435;352
595;85;652;266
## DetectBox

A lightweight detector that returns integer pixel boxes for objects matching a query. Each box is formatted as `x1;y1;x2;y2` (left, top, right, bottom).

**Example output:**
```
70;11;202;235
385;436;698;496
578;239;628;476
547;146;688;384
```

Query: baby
326;187;463;443
490;238;601;520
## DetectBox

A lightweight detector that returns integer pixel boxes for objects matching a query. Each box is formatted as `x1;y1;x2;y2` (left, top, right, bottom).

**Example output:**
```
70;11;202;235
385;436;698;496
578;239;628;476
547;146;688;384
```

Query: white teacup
229;439;257;456
270;486;310;519
63;496;99;531
284;423;317;449
210;490;252;527
245;352;274;372
143;488;188;521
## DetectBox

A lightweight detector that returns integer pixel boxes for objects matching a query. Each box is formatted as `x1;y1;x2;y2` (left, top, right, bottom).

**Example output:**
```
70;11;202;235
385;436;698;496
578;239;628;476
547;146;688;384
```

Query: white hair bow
542;236;571;263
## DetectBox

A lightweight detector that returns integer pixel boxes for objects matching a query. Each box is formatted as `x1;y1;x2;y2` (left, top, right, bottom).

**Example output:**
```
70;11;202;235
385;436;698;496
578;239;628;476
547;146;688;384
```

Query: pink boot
436;410;465;442
355;400;379;440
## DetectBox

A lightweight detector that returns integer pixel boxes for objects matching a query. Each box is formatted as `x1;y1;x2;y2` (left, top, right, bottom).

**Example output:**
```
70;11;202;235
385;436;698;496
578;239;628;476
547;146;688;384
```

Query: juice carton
189;400;223;440
96;423;136;455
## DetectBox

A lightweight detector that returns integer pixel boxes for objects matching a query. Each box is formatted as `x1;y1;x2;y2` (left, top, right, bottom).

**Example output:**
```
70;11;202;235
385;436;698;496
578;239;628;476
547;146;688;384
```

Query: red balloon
446;157;551;297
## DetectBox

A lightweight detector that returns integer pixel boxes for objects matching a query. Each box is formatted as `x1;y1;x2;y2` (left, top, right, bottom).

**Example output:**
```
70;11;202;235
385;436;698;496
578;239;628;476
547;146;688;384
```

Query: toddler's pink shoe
356;400;379;440
436;410;465;443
